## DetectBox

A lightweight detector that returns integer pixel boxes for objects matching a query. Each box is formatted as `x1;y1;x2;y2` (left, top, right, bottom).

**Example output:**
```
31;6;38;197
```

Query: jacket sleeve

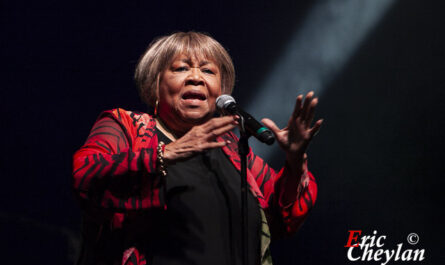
72;110;163;211
247;150;318;237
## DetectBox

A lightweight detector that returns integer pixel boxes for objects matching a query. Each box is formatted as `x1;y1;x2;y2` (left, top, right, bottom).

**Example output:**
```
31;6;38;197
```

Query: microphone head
216;94;236;111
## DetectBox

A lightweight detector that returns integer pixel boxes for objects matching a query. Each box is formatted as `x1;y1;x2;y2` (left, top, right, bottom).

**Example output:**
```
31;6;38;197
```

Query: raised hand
163;116;238;163
261;91;323;161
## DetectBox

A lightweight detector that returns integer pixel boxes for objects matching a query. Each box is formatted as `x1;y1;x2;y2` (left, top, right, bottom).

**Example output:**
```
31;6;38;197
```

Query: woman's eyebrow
180;58;192;64
178;58;213;67
199;61;211;67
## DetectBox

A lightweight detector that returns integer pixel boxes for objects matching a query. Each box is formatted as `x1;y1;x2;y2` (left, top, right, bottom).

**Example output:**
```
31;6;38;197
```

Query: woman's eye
202;68;214;74
174;66;188;72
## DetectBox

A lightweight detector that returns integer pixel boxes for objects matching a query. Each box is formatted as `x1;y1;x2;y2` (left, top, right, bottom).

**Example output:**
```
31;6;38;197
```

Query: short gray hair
135;31;235;107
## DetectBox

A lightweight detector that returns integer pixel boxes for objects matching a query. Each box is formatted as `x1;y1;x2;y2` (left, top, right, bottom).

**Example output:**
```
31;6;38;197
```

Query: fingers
202;115;237;131
201;140;228;150
261;118;281;136
209;123;237;139
291;95;303;119
164;139;227;162
306;97;318;126
201;115;238;139
301;91;314;122
309;119;323;137
290;91;319;127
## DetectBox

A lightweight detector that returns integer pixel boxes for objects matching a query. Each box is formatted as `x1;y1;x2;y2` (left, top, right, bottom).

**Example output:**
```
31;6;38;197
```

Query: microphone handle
226;104;275;145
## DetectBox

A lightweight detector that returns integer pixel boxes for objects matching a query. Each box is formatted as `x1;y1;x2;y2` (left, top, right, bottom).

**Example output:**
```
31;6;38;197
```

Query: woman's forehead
171;50;217;65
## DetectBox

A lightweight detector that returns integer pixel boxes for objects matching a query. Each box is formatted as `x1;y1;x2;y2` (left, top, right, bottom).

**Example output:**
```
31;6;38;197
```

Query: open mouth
181;91;207;101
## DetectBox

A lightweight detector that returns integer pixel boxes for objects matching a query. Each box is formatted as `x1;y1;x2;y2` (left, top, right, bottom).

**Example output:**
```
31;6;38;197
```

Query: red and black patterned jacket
72;108;318;265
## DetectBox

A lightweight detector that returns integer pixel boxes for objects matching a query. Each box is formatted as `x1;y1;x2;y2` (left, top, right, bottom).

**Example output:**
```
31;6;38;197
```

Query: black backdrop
1;0;444;264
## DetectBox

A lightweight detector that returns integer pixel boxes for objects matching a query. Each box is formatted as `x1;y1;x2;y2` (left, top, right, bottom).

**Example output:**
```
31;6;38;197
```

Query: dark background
1;0;444;264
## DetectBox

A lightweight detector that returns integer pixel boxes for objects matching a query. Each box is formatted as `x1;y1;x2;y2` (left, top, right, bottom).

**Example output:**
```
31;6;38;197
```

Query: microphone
216;95;274;145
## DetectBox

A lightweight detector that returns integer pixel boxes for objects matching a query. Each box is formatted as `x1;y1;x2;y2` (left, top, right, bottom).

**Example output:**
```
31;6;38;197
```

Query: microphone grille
216;94;236;110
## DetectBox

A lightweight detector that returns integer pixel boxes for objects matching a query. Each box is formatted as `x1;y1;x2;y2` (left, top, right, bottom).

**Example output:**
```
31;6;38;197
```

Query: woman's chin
180;110;212;124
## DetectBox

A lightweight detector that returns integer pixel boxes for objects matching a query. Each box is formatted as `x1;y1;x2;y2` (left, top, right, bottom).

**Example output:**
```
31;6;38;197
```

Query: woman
72;31;322;265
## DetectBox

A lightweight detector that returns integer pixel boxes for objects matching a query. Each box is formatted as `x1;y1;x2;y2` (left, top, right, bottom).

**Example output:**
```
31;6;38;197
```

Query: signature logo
345;230;425;264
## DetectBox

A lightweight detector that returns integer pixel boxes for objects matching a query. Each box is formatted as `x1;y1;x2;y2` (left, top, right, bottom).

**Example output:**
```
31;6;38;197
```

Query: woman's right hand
163;115;238;163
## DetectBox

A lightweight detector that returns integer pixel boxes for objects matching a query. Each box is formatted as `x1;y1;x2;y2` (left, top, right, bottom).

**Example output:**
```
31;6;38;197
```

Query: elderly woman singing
72;31;323;265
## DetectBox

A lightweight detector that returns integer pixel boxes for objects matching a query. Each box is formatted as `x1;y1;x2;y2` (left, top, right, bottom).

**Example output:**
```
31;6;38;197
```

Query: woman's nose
186;68;204;85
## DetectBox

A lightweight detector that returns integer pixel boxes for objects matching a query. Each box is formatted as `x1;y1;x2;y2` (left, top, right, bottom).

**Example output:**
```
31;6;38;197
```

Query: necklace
155;117;178;142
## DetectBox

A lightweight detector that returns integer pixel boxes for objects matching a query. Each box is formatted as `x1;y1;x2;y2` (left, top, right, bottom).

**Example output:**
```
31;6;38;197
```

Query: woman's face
158;53;222;134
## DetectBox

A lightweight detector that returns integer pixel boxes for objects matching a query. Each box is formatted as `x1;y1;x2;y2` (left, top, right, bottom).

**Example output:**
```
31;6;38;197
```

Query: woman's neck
155;117;180;142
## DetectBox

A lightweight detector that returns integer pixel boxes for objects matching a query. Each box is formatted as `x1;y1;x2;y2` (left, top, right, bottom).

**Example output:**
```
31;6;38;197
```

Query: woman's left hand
261;91;323;162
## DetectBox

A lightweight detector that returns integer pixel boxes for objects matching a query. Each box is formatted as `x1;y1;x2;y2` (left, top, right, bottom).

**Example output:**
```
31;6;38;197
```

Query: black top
146;129;261;265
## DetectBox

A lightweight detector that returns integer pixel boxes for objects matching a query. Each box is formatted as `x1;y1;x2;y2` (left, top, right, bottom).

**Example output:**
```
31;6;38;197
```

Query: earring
154;100;159;117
